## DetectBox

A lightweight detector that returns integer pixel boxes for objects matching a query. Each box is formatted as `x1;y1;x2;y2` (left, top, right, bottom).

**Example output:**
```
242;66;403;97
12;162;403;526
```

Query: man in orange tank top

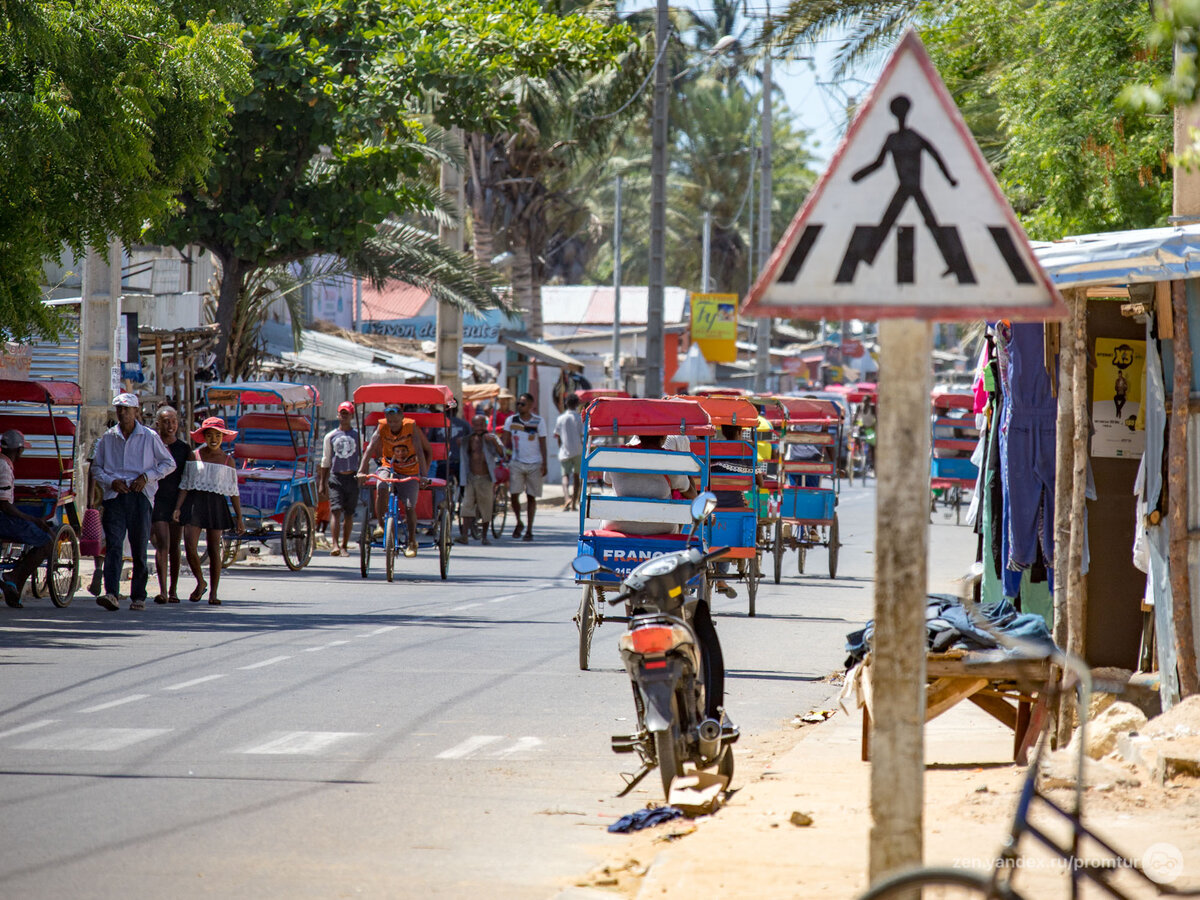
358;405;428;558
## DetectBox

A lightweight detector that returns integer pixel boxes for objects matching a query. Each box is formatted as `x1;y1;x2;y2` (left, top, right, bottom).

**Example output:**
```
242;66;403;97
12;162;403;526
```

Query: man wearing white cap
0;429;55;608
90;394;177;611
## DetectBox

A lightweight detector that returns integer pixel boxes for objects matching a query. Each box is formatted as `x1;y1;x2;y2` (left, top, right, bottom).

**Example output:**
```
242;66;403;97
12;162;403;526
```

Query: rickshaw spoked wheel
438;500;451;581
797;542;807;575
576;583;596;671
491;484;508;539
828;515;840;580
747;555;758;617
772;520;783;585
281;502;315;571
359;517;372;578
221;534;241;570
47;523;80;608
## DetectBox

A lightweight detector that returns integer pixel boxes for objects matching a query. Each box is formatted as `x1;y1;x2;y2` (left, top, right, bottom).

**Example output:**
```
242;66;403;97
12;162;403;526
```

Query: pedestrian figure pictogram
837;95;973;285
742;30;1062;323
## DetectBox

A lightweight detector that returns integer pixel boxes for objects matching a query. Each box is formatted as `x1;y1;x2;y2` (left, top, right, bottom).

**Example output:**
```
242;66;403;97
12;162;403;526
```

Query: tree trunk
510;225;541;339
214;255;243;379
1169;280;1200;697
465;132;497;266
1051;312;1075;749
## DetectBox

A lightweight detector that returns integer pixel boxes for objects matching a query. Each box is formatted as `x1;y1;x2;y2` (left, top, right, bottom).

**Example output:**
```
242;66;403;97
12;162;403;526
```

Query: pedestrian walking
91;393;178;612
455;415;506;545
173;416;244;605
502;392;546;542
0;430;54;607
318;401;362;557
553;393;583;511
151;405;190;603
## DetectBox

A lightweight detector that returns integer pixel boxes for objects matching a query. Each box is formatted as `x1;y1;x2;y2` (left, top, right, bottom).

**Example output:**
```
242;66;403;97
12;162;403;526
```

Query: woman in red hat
173;417;244;605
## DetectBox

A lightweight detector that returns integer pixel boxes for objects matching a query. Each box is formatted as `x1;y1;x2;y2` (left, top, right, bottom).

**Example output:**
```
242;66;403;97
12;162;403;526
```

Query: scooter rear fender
635;657;683;732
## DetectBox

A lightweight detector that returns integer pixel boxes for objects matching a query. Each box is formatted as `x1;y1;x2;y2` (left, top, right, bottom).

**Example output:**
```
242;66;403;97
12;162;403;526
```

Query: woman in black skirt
173;417;244;605
151;406;191;603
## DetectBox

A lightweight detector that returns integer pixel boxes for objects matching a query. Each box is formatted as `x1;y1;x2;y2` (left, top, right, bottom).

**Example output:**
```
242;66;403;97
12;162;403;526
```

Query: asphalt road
0;482;973;898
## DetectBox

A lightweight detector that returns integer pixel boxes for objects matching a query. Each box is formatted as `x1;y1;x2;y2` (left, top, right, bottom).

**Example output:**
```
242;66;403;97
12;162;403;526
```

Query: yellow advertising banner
690;293;739;363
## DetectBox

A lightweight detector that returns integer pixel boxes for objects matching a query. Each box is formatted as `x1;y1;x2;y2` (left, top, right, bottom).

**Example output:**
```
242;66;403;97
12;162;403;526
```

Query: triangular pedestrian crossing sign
743;30;1065;322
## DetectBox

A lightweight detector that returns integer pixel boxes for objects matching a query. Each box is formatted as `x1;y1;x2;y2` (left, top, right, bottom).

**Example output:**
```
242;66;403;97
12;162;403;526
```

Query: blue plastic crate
931;457;978;481
710;508;756;548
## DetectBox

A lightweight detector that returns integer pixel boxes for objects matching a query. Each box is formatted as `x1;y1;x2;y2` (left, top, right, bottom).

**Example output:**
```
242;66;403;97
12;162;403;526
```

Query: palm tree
768;1;929;75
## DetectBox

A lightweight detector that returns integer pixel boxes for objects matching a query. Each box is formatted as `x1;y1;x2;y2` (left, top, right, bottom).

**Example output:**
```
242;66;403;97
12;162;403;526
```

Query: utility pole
645;0;670;398
612;174;623;390
436;127;465;401
78;239;123;496
755;13;773;393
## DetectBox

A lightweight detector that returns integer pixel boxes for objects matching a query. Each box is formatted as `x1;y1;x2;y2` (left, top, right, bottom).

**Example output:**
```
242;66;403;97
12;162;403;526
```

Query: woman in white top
173;417;244;605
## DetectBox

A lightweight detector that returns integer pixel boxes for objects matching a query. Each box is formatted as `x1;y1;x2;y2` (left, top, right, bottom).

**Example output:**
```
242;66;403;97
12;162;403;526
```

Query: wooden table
859;650;1055;766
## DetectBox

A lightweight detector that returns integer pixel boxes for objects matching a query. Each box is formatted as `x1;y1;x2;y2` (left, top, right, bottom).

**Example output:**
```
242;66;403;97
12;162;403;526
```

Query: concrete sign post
743;30;1063;884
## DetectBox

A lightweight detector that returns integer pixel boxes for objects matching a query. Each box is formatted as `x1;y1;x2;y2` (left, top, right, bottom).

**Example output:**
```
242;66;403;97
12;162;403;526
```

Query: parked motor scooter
572;493;738;798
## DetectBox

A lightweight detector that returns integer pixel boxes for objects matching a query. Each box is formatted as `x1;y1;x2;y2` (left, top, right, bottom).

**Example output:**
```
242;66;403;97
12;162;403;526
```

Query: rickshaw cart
574;397;713;670
842;382;878;486
776;397;842;579
0;378;82;606
354;383;457;582
460;383;509;539
204;381;320;571
686;396;764;616
930;389;980;525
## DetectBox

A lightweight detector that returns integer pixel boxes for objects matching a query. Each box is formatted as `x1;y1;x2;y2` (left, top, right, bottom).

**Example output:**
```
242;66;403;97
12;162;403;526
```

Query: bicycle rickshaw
204;381;320;571
930;389;980;525
842;382;878;485
0;377;82;606
353;383;456;582
574;396;713;670
687;395;764;616
774;397;843;579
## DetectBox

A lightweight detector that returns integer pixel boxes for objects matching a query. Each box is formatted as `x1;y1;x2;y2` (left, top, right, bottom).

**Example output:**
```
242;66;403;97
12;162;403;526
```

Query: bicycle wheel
384;515;395;583
828;515;840;579
576;584;596;671
221;534;241;570
491;484;508;538
747;555;758;617
438;501;451;581
772;520;783;585
281;502;315;571
857;867;1022;900
47;524;80;608
359;518;372;578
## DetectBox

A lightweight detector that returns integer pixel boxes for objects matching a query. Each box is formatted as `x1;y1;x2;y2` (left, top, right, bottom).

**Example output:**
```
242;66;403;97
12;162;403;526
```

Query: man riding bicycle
358;405;429;559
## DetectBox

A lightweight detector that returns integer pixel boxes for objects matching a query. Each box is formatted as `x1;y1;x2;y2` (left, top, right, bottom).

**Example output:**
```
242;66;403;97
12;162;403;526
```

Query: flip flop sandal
189;584;207;602
154;594;168;605
208;598;221;606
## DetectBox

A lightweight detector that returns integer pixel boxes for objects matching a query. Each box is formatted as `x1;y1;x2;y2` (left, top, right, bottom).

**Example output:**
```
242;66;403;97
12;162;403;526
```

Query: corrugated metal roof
541;286;689;325
1034;224;1200;288
360;282;434;321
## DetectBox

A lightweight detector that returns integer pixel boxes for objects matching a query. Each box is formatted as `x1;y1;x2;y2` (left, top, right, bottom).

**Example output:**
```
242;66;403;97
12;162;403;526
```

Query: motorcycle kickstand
616;763;656;798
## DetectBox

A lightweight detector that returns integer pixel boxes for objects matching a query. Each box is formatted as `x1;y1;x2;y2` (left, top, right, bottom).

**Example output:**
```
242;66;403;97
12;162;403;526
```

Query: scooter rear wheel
654;726;683;798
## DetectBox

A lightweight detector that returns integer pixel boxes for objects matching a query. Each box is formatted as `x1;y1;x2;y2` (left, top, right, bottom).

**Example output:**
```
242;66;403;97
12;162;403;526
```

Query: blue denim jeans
102;492;152;600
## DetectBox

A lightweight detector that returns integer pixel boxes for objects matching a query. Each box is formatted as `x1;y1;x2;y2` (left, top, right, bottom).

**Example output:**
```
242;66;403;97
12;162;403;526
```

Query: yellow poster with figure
1092;338;1145;459
690;293;739;363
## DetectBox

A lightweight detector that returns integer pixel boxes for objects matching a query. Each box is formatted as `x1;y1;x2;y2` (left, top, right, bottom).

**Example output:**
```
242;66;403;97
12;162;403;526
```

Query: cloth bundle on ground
607;805;684;833
843;593;1056;668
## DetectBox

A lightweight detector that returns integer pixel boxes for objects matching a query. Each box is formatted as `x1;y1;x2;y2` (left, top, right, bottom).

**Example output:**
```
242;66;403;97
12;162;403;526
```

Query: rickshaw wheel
797;543;807;574
438;501;451;581
384;515;396;582
772;520;783;585
491;484;508;538
281;502;315;571
828;515;840;579
30;563;47;599
47;524;80;608
221;535;241;570
359;518;371;578
747;555;758;617
576;584;596;671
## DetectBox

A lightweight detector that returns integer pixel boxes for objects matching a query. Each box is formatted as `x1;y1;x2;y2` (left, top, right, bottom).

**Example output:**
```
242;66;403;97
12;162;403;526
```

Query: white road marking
490;736;544;757
0;719;56;740
435;735;503;759
361;626;399;636
16;727;170;751
163;674;226;691
451;602;482;611
238;655;292;670
241;731;362;755
79;694;148;713
326;640;349;647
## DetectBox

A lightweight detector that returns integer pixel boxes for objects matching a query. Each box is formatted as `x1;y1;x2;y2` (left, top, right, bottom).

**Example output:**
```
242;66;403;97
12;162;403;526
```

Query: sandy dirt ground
565;696;1200;899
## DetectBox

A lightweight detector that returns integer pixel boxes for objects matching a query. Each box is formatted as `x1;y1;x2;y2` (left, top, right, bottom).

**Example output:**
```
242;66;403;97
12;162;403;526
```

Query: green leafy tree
153;0;629;374
0;1;254;339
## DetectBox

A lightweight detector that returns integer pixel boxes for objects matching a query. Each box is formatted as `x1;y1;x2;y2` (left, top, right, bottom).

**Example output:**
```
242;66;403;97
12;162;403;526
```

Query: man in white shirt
502;391;547;542
553;393;584;511
318;401;361;557
91;393;178;611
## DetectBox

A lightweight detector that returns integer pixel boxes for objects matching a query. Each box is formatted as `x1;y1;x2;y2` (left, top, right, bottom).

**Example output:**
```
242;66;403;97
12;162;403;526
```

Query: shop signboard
690;293;739;363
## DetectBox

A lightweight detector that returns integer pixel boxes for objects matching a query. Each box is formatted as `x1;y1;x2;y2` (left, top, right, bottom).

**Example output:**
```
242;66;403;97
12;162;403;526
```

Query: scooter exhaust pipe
697;718;722;759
